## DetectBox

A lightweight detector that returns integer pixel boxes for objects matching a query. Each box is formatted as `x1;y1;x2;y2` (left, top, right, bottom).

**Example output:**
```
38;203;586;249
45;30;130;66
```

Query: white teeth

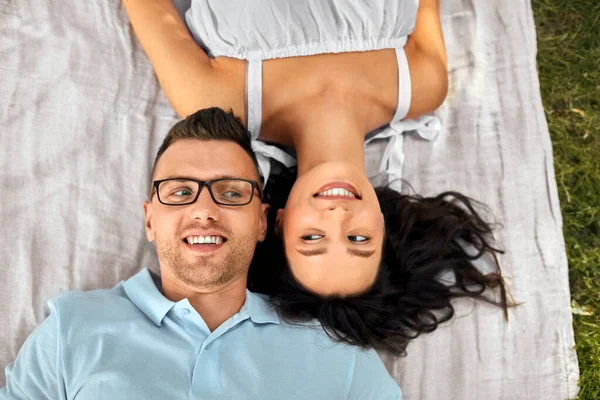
187;236;224;245
317;188;356;198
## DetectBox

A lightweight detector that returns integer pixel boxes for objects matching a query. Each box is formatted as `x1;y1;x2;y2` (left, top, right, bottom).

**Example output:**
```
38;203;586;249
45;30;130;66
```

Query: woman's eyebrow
297;248;328;257
296;248;375;258
346;248;376;258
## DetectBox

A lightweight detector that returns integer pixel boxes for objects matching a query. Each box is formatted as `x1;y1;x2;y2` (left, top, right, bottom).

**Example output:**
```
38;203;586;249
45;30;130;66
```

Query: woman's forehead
287;251;381;295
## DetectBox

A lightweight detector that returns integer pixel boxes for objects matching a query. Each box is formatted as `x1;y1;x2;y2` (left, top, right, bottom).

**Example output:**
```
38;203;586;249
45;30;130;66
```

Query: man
0;108;401;399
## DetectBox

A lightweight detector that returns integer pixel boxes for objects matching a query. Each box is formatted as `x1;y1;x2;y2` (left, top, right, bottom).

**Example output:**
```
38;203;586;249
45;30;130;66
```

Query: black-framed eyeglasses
151;178;263;207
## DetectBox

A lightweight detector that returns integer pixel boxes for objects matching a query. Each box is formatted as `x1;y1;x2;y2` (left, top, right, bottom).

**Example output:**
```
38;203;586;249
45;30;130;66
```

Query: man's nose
188;187;220;221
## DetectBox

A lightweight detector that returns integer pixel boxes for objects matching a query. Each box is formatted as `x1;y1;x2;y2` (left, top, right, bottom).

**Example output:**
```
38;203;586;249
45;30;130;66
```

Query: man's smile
182;237;227;254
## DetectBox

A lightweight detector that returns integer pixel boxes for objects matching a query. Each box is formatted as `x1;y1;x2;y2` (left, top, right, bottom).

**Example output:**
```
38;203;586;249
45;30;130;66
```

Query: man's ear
143;201;155;243
257;203;270;242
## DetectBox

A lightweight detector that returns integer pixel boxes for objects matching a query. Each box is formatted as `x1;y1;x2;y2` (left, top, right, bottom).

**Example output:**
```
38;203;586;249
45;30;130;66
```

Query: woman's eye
301;234;324;241
348;235;369;243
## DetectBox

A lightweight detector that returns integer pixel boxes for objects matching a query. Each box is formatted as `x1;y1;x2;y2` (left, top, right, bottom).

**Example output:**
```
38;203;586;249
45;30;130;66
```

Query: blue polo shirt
1;269;401;399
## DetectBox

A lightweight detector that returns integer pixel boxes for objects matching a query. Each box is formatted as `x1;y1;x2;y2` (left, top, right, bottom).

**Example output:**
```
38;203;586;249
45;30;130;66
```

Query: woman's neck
287;99;368;176
293;122;365;176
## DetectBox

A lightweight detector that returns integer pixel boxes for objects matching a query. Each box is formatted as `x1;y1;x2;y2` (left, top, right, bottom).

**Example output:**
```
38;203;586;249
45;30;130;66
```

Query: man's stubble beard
155;233;257;289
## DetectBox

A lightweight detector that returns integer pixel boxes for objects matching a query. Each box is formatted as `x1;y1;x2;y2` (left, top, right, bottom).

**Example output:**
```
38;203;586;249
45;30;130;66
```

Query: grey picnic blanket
0;0;579;399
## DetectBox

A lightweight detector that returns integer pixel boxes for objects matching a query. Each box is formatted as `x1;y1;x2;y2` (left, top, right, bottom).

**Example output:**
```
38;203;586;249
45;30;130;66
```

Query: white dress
183;0;442;188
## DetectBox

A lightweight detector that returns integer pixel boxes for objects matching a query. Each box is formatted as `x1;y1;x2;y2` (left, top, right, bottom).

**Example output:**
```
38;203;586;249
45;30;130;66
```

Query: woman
124;0;509;355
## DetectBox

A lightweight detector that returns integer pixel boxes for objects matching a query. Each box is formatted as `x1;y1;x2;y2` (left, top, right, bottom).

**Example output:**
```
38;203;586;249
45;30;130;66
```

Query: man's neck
160;268;248;332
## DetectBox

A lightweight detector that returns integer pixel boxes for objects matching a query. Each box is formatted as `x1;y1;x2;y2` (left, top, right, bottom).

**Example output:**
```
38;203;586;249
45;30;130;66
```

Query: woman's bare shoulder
187;57;246;121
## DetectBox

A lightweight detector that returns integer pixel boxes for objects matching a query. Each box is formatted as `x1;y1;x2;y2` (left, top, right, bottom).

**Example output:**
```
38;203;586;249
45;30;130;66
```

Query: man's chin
166;262;223;289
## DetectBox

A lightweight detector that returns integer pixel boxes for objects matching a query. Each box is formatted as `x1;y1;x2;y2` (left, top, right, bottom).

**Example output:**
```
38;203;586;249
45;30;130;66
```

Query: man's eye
301;234;324;241
348;235;369;243
223;191;242;198
173;189;193;197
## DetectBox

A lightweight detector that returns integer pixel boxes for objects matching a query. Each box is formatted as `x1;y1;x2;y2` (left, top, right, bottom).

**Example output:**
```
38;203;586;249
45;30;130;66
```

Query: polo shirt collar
123;268;280;326
243;289;281;325
123;268;176;326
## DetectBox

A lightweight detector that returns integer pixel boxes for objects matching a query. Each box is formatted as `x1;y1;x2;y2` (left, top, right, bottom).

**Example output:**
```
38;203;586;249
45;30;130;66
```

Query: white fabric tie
365;114;442;190
251;140;297;189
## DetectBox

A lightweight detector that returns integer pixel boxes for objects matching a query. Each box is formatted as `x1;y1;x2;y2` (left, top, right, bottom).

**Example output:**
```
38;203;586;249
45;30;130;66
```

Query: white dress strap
364;47;442;190
245;51;297;188
391;46;412;122
246;51;263;138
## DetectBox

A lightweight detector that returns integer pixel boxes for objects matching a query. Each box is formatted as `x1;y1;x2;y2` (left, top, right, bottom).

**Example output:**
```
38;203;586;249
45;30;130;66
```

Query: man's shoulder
251;316;402;398
52;280;127;303
49;281;137;324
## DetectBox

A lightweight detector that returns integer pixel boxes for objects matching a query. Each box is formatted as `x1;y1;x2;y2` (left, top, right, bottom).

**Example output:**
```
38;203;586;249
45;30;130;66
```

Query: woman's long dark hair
248;166;510;357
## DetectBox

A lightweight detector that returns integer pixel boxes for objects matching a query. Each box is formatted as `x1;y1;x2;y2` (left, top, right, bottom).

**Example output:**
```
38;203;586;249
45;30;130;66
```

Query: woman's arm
122;0;245;119
404;0;449;119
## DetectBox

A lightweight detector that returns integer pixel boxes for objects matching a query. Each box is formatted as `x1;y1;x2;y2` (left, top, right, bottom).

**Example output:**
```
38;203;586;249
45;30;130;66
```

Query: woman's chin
301;162;367;190
307;161;361;173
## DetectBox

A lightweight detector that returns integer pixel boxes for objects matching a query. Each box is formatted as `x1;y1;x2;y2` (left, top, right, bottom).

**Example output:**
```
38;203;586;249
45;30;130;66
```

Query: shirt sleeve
0;302;66;400
347;349;402;400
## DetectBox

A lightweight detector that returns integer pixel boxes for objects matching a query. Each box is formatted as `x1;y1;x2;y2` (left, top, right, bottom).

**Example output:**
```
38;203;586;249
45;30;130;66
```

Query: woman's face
278;162;385;295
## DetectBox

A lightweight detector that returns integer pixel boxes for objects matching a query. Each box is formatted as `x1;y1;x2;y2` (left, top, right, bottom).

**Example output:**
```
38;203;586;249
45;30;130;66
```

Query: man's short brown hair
149;108;260;196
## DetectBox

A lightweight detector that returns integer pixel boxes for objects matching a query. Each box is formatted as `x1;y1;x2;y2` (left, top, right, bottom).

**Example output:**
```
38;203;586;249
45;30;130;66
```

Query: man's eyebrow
346;248;376;258
159;174;244;181
297;248;328;257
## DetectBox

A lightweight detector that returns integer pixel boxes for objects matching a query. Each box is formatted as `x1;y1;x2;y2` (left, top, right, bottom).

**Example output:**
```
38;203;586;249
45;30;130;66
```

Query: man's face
143;139;268;291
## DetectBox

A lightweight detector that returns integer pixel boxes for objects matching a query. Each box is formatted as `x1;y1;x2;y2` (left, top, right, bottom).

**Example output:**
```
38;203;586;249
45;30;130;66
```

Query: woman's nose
326;201;352;211
325;204;353;218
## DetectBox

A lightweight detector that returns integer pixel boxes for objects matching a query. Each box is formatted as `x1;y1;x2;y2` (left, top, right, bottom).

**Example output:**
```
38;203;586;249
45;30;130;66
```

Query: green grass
533;0;600;398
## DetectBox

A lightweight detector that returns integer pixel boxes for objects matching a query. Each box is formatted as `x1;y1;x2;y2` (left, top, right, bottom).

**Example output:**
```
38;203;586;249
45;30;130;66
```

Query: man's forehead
154;139;260;181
